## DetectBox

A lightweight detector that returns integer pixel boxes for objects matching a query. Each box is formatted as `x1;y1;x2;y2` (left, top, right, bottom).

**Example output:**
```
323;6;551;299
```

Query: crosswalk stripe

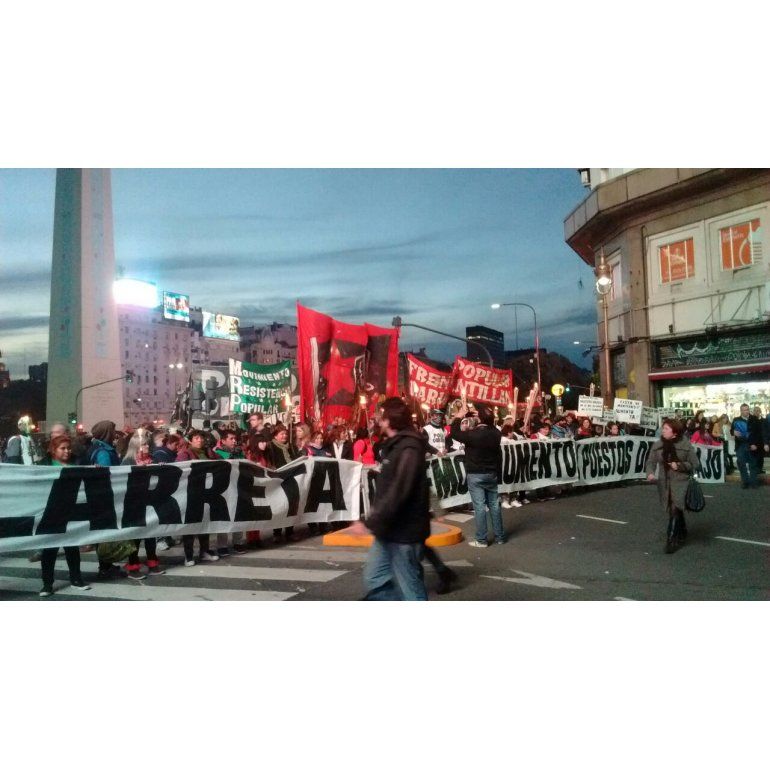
0;557;347;583
162;564;347;582
441;513;474;523
0;575;294;601
247;549;368;563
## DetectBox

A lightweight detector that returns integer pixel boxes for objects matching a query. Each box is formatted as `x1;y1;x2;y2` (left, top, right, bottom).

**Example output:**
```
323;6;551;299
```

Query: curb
322;521;464;549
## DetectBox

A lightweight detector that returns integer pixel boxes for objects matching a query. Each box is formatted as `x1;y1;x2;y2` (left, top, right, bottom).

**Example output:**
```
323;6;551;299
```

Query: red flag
451;356;514;407
297;304;333;423
297;306;400;426
325;319;369;424
364;323;400;412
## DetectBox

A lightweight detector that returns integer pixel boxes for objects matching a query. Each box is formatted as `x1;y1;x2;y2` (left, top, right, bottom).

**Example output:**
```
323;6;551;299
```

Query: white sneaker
184;559;196;567
200;551;220;562
468;540;488;548
156;540;170;551
501;500;513;509
521;498;530;505
511;499;523;508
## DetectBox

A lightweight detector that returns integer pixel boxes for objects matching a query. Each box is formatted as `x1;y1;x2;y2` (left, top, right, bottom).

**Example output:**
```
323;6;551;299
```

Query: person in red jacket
353;426;376;465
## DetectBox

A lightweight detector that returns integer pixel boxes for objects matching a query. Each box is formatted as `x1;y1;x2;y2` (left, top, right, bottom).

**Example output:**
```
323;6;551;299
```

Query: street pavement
1;479;767;601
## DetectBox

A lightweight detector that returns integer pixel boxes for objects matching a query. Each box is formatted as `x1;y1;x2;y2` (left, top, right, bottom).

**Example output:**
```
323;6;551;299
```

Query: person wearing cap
421;408;454;456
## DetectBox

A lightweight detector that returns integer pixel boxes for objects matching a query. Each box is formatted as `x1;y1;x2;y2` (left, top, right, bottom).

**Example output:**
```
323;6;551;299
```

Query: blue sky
0;168;596;378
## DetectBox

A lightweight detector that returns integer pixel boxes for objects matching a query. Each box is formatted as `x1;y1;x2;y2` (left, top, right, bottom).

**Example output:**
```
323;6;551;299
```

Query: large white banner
417;436;724;509
0;458;361;555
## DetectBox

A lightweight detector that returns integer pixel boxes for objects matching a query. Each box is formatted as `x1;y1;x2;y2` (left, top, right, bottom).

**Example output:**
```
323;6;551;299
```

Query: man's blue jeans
467;472;504;543
363;539;427;600
736;443;758;487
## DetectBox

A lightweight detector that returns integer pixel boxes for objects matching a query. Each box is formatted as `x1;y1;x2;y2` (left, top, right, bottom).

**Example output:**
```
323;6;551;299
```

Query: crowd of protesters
0;411;387;597
1;399;768;599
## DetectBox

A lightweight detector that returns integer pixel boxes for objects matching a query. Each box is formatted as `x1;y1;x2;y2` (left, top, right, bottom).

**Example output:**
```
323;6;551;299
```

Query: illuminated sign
113;279;159;308
163;291;190;322
202;311;240;341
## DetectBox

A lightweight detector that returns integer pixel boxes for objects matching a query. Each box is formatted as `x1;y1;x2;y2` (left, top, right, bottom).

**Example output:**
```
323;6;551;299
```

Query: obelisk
46;169;125;429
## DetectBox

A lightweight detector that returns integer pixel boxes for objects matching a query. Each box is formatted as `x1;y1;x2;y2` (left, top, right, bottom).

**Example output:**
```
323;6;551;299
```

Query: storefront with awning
649;328;770;417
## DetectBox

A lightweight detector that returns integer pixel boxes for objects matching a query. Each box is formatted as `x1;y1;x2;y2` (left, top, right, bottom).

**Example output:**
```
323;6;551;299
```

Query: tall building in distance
565;168;770;415
117;293;240;426
46;169;124;428
240;322;297;365
466;325;505;368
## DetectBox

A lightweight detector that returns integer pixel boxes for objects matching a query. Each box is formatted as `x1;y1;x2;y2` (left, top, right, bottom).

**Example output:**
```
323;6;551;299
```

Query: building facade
118;304;239;426
466;325;505;368
240;323;297;365
565;168;770;417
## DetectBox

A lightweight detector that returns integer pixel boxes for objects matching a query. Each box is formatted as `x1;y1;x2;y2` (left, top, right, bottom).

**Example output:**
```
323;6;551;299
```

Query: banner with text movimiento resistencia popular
229;358;293;418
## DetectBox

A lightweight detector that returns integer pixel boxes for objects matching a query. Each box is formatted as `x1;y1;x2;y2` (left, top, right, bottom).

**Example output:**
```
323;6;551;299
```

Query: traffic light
68;412;77;425
125;370;135;383
565;383;571;393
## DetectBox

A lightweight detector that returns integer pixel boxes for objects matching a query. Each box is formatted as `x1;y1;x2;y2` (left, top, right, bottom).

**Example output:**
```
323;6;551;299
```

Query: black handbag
685;477;706;512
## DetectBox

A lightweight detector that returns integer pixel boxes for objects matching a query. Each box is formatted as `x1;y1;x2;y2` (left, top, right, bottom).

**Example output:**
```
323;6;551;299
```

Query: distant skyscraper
466;325;505;368
46;169;125;428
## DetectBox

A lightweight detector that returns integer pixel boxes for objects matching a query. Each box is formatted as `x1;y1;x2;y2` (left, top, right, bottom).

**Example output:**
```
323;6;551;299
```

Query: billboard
202;311;240;341
163;291;190;322
113;278;159;308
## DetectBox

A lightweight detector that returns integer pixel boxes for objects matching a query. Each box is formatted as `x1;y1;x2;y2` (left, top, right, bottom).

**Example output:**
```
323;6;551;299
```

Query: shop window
719;219;762;270
659;238;695;283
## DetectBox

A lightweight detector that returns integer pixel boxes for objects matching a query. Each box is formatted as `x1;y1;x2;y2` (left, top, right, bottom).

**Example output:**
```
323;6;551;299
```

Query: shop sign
653;330;770;370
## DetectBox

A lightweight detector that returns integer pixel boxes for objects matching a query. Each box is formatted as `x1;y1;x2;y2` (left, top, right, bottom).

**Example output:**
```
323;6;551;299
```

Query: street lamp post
594;248;614;404
74;371;135;425
169;362;184;397
391;317;494;368
490;302;541;395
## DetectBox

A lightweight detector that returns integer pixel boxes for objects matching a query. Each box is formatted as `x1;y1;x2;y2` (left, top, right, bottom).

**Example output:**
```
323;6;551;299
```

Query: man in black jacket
450;403;504;547
350;397;430;600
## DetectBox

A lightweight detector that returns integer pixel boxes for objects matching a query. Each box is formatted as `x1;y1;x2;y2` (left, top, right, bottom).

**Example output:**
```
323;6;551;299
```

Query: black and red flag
297;304;399;425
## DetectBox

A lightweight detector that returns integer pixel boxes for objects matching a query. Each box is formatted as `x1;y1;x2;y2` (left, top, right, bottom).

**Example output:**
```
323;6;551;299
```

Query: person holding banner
37;435;91;596
645;419;700;554
450;404;504;547
271;425;300;543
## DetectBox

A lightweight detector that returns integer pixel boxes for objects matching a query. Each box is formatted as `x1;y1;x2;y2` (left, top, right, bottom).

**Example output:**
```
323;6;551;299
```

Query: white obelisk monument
46;169;125;429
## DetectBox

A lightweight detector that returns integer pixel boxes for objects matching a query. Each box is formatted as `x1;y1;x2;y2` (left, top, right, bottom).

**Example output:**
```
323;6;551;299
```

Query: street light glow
490;303;501;309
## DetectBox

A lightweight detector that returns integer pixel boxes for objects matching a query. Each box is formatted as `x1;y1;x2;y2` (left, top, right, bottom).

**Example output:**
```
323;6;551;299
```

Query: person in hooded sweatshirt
88;421;145;580
349;397;431;600
645;418;700;554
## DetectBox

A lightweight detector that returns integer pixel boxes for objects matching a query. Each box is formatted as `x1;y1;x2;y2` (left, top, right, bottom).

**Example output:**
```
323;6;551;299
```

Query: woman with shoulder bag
645;418;700;554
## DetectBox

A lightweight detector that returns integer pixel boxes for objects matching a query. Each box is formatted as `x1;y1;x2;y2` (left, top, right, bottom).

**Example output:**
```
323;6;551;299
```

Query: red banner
297;305;400;425
364;323;400;414
451;357;514;407
406;354;454;409
297;305;333;424
326;319;369;424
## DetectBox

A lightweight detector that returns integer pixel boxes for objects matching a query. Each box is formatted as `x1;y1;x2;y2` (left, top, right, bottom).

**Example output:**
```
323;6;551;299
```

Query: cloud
0;314;50;332
0;267;51;292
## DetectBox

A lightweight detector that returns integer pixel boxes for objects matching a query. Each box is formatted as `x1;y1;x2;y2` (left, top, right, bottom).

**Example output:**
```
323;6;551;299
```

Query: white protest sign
577;395;604;418
640;406;659;431
657;408;677;426
613;398;643;424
